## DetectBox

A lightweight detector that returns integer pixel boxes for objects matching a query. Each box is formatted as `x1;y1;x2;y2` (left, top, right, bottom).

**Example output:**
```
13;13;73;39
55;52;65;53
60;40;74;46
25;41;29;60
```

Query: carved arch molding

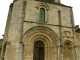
22;26;60;60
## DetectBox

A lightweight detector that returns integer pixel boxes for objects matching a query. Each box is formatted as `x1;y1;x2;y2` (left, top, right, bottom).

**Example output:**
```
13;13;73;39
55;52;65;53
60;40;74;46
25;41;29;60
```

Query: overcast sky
0;0;80;39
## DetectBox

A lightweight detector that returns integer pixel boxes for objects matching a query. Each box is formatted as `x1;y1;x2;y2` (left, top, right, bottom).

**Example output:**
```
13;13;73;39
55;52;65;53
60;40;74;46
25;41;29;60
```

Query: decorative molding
64;31;71;37
63;40;73;48
24;21;75;28
36;3;49;11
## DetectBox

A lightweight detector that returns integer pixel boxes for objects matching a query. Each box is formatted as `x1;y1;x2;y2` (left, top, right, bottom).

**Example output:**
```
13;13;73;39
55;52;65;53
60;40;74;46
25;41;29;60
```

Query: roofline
52;3;72;8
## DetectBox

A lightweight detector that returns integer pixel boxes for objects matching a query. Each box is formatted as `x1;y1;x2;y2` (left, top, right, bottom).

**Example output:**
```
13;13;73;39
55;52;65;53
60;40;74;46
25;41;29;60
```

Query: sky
0;0;80;39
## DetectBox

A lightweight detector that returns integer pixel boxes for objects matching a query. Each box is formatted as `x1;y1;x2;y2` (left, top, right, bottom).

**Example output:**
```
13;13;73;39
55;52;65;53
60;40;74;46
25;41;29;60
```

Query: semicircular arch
22;26;59;46
36;3;49;11
63;40;73;48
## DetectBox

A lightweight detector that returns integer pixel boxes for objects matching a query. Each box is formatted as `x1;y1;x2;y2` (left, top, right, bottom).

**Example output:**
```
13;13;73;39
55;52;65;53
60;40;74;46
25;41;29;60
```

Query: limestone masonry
0;0;80;60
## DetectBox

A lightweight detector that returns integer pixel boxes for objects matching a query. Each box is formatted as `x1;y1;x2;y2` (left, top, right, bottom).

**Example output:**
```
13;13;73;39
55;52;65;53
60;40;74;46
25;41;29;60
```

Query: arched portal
22;26;59;60
33;41;44;60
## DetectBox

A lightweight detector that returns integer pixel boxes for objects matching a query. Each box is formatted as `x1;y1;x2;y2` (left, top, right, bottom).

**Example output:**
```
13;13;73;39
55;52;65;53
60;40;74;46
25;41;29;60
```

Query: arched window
39;8;45;23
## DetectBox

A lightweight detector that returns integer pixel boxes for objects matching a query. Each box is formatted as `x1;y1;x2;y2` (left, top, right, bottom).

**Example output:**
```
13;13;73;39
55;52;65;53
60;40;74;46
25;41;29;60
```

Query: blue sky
0;0;80;39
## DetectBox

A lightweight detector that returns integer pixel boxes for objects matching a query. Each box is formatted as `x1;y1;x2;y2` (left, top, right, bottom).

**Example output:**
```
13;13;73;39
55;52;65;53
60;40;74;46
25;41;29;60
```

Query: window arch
39;8;45;23
36;3;49;23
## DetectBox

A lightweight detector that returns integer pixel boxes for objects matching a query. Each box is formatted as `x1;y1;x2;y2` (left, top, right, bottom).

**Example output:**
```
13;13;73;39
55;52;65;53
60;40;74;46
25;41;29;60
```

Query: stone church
0;0;80;60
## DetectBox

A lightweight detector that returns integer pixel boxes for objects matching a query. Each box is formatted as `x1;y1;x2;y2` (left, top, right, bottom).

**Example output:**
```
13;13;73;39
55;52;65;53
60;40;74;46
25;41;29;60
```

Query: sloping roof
75;28;80;33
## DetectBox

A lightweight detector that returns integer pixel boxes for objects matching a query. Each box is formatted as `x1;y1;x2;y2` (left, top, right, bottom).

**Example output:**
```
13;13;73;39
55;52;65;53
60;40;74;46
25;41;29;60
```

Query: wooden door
33;41;44;60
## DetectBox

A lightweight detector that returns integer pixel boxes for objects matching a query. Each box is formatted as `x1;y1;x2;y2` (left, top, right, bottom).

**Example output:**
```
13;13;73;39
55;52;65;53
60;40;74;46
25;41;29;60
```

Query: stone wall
0;0;79;60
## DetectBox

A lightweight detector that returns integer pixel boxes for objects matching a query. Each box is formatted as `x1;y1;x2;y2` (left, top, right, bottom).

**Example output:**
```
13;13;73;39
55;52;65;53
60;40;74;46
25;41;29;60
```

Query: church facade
0;0;80;60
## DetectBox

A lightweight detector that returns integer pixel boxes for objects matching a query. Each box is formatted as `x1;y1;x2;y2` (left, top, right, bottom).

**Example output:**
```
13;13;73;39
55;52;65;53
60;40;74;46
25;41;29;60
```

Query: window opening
39;8;45;23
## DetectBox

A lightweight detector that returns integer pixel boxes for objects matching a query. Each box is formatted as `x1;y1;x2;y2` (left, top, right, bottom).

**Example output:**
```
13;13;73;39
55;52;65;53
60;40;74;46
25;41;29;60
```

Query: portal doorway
33;41;44;60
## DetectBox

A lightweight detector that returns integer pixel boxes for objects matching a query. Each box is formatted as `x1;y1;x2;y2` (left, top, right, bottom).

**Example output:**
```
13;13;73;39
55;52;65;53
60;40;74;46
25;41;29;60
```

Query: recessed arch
63;40;73;60
64;40;73;48
23;26;58;38
22;26;59;45
22;26;59;60
34;41;44;47
36;3;49;23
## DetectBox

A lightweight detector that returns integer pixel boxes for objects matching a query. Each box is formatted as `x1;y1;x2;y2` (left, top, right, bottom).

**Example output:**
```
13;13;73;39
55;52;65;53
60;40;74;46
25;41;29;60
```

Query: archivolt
64;40;73;48
22;26;59;46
